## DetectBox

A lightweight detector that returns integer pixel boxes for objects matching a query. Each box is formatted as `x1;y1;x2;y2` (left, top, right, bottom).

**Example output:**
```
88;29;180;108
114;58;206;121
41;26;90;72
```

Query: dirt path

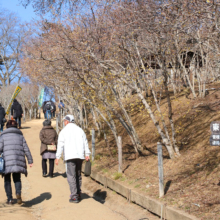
0;119;158;220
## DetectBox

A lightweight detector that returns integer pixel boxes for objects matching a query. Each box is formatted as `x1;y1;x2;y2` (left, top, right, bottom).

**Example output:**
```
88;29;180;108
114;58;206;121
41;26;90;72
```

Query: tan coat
39;126;58;155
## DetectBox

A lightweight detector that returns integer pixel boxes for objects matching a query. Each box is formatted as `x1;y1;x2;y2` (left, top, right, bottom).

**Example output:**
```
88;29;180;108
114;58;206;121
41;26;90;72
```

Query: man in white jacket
55;115;91;203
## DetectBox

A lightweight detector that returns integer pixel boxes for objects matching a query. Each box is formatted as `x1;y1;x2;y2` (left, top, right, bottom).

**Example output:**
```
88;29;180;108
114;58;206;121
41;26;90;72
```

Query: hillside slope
86;83;220;220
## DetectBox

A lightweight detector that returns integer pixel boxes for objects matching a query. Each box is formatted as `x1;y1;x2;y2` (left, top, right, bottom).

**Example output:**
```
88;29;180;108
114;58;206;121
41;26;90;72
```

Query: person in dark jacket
39;119;58;178
0;120;33;205
50;100;56;119
42;101;52;120
0;103;6;133
11;99;23;129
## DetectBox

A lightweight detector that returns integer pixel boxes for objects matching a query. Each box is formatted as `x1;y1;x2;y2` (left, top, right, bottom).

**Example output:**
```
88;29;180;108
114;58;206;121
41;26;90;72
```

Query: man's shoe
6;200;14;205
78;193;81;200
69;198;79;203
19;126;22;129
16;194;22;204
43;173;47;177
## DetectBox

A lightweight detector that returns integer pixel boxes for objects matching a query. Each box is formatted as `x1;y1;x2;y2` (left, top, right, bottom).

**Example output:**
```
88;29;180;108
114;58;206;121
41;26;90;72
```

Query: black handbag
84;160;91;176
2;118;7;124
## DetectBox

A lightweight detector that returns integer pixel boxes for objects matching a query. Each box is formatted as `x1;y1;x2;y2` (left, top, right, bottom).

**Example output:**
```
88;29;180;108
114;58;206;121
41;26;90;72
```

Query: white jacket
56;123;91;161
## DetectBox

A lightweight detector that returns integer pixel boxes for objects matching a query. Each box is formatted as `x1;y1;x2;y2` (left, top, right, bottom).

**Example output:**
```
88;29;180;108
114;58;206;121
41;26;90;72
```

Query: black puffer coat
0;128;33;176
0;106;5;126
11;100;23;118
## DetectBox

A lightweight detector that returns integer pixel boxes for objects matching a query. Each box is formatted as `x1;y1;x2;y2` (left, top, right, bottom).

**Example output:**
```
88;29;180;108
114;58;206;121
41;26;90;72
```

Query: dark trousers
66;159;83;200
52;111;55;118
4;173;21;201
42;159;54;176
14;117;21;127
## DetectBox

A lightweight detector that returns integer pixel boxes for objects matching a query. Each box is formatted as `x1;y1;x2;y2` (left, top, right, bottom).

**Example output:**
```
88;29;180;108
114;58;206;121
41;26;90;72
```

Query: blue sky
0;0;39;22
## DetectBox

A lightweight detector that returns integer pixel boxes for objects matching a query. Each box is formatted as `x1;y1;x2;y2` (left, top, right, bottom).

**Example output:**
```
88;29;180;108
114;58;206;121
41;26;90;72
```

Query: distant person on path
11;99;23;129
58;100;65;114
55;115;90;203
0;120;33;205
40;119;58;178
43;101;53;120
51;100;56;119
0;103;6;133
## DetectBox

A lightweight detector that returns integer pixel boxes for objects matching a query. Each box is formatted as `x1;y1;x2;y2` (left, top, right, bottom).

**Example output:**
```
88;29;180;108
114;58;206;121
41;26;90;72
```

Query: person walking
43;101;52;120
55;115;90;203
58;100;65;114
0;103;6;133
51;100;56;119
11;99;23;129
39;119;58;178
0;120;33;204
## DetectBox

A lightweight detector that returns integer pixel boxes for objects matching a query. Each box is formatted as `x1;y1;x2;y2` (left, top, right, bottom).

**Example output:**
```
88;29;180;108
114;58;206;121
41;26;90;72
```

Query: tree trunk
137;90;175;159
162;65;180;156
111;87;143;152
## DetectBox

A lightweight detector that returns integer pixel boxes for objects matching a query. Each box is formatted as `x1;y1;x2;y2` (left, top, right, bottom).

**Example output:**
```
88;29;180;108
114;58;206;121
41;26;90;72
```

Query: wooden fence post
62;110;65;128
38;108;40;119
56;114;59;133
104;132;113;159
92;129;95;161
157;142;164;198
23;108;26;122
29;110;32;121
118;136;122;173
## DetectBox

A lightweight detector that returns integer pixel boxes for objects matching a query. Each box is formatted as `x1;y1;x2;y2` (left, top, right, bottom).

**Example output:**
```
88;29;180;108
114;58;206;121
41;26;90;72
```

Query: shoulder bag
47;145;57;151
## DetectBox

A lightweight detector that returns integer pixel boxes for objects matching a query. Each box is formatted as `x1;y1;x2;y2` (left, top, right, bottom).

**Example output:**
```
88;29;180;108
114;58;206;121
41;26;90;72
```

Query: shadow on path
93;189;107;204
22;192;52;207
80;193;90;200
20;127;31;130
53;172;67;178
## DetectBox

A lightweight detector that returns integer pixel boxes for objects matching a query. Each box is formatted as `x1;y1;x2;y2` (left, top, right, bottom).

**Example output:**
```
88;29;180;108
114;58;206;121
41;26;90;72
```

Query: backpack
0;154;5;174
45;102;51;110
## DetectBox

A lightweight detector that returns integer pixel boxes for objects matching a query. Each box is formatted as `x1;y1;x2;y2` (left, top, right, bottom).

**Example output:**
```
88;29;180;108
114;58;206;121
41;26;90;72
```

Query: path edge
82;164;200;220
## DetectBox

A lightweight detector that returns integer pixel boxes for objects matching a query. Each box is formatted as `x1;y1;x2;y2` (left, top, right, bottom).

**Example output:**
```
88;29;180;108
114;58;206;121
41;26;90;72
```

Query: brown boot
16;194;22;204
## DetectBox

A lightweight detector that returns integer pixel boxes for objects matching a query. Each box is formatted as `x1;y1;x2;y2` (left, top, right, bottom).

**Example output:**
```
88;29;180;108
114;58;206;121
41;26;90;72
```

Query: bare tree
20;0;220;159
0;10;27;88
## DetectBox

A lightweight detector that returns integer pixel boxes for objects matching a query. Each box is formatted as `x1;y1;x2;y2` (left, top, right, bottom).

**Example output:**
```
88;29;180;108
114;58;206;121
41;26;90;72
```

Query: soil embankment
88;85;220;220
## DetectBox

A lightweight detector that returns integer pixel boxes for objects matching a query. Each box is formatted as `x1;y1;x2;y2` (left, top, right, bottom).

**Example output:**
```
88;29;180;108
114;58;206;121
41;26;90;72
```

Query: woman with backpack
0;103;6;133
42;101;52;120
0;120;33;204
39;119;58;178
11;99;23;129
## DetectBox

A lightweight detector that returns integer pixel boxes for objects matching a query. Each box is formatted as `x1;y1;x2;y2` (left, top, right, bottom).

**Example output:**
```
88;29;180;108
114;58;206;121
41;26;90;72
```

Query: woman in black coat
0;120;33;204
0;103;6;133
11;99;23;129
